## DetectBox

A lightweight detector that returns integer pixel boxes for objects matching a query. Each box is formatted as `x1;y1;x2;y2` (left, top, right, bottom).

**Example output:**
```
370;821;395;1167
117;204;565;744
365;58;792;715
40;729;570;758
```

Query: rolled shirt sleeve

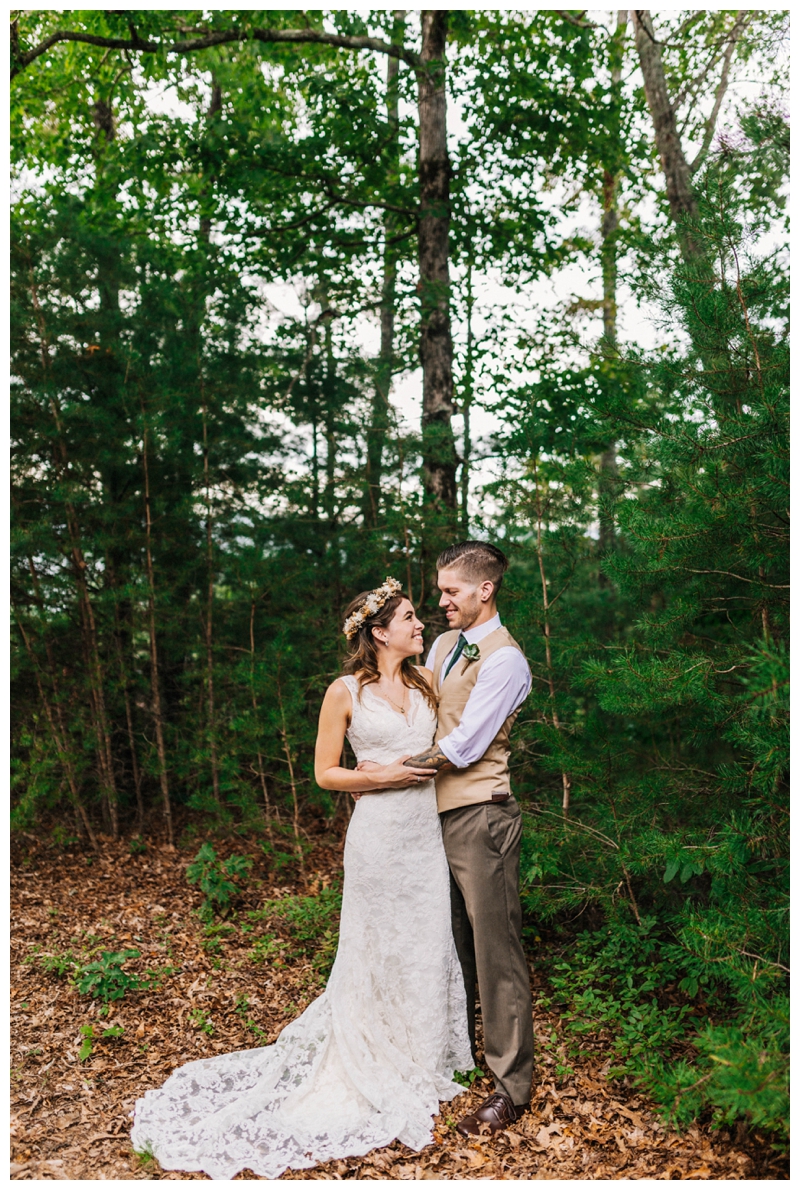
437;648;532;769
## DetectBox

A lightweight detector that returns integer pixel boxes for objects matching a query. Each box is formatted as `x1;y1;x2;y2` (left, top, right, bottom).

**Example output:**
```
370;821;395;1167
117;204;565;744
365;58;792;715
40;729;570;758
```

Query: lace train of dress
130;676;472;1179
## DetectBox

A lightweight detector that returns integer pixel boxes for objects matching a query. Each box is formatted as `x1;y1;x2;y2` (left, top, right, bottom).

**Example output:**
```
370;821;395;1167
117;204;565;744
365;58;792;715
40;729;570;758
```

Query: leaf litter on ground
10;830;787;1181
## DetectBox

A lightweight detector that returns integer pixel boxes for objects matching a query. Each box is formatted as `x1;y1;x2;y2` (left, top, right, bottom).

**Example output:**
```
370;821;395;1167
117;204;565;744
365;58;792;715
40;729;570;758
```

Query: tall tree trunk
533;458;571;816
29;269;119;838
15;561;100;851
634;9;749;252
633;10;699;246
598;11;627;568
201;388;222;806
322;314;338;530
275;665;304;873
70;553;119;839
249;593;275;824
140;400;175;847
364;10;405;529
417;10;457;521
460;240;475;536
93;85;137;824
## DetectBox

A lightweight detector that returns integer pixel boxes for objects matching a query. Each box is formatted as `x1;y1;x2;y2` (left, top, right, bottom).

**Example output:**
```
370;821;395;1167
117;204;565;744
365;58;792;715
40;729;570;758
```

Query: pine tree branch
11;24;422;80
682;568;788;589
524;807;620;851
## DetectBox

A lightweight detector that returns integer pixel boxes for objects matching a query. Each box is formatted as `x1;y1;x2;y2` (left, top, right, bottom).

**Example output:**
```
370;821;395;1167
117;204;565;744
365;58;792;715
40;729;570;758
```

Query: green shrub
249;885;342;979
540;913;788;1144
186;843;253;921
74;949;149;1003
35;949;79;978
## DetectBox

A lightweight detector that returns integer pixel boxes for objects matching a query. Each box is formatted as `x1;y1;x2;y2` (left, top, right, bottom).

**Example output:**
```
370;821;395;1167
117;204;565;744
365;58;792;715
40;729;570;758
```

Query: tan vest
432;625;527;813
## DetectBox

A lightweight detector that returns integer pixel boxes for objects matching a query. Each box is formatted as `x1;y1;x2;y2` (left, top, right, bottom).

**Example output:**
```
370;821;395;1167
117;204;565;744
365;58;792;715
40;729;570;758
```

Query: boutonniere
461;643;481;671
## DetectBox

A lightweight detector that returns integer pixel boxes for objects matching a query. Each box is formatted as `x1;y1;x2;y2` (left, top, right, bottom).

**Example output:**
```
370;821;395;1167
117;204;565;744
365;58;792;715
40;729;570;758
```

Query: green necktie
443;634;466;679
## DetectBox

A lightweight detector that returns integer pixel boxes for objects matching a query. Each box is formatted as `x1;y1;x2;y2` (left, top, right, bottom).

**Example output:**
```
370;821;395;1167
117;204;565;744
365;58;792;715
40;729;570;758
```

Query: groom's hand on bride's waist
402;745;454;774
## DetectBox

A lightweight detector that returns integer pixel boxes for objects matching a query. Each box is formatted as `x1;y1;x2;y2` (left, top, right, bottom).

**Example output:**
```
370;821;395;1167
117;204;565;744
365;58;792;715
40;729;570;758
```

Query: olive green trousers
440;797;534;1106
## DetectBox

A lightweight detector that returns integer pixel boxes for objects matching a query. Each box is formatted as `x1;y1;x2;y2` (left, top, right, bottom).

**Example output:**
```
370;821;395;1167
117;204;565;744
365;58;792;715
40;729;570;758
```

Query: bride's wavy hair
342;591;437;710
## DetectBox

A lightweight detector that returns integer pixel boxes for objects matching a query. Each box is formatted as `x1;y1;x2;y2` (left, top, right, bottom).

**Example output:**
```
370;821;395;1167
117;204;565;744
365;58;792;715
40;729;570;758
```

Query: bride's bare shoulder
323;677;355;705
413;665;434;683
320;677;354;723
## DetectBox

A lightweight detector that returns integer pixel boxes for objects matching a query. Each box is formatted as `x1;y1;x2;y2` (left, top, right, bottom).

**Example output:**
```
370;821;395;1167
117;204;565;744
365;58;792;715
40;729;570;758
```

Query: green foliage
9;7;788;1146
249;885;343;980
186;844;253;922
36;949;79;979
74;950;148;1003
453;1067;484;1088
542;921;788;1142
201;921;237;955
189;1007;215;1036
79;1022;125;1062
509;152;788;1139
235;995;268;1044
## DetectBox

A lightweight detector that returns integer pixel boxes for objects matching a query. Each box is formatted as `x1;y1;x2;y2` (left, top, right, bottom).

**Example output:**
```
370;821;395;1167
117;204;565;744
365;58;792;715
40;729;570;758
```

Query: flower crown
343;577;402;641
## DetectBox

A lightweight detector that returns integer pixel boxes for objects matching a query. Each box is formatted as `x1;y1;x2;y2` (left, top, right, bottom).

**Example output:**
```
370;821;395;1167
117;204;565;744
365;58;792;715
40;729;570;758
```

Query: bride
130;577;472;1179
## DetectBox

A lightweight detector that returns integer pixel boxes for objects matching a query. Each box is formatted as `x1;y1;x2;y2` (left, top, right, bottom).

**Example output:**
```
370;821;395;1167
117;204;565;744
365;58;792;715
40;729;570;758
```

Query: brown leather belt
441;792;511;813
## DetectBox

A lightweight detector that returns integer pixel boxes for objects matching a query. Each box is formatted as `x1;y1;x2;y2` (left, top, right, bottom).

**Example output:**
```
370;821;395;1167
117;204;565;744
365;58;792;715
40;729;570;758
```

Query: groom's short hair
436;540;509;594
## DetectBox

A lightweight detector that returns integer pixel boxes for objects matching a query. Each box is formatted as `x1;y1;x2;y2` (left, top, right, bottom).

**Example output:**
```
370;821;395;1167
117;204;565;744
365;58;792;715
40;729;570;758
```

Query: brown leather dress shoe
457;1092;528;1137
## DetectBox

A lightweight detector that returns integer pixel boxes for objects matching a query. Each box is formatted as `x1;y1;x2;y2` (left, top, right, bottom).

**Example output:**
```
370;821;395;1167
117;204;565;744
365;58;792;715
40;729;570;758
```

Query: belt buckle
491;791;510;803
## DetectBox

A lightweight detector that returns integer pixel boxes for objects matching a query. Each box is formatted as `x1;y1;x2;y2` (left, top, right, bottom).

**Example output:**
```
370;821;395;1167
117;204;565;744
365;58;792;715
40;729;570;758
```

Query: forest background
10;7;789;1151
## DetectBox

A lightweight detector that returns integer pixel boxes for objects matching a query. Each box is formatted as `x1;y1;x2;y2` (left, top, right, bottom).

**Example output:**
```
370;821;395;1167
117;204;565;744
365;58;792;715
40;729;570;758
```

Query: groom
403;540;534;1137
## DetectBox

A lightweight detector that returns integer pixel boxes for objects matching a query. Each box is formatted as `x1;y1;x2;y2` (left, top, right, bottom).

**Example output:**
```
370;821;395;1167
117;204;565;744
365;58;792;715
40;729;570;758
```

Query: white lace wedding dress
130;676;472;1179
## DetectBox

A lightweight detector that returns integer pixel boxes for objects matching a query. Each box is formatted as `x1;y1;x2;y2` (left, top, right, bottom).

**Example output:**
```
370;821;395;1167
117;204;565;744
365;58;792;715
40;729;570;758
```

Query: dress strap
337;674;359;713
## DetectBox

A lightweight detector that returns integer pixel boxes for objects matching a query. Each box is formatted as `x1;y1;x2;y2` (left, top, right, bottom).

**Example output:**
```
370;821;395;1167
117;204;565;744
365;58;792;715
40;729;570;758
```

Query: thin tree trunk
249;594;274;824
533;458;571;816
364;10;405;529
201;389;222;806
322;315;338;530
140;398;174;847
72;565;117;837
28;269;119;837
14;609;100;851
112;589;144;830
275;666;304;872
598;12;627;568
417;10;458;519
460;240;474;536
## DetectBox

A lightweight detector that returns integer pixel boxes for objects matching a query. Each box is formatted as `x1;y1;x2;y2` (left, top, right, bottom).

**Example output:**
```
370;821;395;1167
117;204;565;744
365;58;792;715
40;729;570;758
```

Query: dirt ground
10;830;787;1181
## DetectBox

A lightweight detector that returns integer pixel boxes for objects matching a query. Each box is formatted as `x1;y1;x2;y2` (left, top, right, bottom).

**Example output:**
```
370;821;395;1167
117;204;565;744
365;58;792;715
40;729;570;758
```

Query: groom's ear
479;579;496;603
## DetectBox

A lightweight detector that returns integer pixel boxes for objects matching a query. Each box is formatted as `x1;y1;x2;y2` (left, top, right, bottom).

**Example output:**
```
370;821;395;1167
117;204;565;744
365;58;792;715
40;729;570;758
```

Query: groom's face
437;567;485;630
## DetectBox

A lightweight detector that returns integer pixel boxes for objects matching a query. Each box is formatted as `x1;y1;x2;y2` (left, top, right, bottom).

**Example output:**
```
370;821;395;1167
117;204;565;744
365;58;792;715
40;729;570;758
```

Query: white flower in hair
343;577;402;640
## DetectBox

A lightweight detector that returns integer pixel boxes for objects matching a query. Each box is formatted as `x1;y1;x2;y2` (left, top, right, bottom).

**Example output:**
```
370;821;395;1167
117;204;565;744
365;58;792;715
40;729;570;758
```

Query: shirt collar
462;612;501;646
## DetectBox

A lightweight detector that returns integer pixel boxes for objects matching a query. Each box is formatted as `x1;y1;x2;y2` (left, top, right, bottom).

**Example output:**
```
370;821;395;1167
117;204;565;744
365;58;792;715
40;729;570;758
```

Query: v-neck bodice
339;676;435;763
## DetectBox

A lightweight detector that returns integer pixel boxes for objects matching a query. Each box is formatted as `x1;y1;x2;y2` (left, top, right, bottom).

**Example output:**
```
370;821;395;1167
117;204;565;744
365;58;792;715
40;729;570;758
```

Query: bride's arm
314;681;431;793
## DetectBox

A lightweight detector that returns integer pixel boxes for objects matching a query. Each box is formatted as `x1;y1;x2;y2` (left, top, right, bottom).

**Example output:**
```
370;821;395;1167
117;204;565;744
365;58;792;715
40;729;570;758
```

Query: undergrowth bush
516;155;788;1146
537;916;788;1146
249;885;342;979
186;843;253;921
